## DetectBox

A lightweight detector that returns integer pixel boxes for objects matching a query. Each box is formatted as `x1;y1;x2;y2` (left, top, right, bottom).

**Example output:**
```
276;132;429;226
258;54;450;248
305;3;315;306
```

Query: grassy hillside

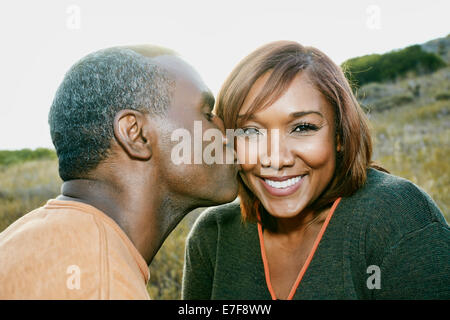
0;159;61;231
345;35;450;215
422;34;450;64
369;97;449;215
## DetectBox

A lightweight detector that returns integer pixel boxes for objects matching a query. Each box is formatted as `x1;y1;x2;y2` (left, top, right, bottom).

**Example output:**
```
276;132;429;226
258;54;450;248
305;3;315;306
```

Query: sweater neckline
257;197;342;300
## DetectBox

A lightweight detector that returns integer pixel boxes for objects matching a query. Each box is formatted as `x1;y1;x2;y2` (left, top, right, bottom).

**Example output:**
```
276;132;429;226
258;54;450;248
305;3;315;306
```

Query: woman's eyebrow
290;110;324;118
237;113;253;119
237;110;324;120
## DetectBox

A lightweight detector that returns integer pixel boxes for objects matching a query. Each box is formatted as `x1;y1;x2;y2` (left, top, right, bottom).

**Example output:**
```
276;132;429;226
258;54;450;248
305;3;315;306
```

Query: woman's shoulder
187;199;242;240
360;168;444;219
363;167;429;195
343;168;448;242
197;199;242;225
343;168;449;280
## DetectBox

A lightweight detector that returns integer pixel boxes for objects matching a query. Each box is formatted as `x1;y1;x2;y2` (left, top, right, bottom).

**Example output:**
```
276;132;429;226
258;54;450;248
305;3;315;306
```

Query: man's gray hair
48;46;174;181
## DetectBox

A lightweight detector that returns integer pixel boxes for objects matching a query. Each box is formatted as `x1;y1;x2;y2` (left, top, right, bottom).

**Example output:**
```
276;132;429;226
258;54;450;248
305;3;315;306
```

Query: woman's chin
262;201;306;219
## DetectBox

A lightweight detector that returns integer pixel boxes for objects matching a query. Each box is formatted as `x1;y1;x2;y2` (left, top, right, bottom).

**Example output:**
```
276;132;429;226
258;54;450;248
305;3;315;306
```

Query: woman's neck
266;207;330;246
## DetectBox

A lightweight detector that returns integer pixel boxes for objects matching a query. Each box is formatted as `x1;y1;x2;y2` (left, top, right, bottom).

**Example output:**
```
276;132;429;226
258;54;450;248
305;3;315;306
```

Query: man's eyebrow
201;91;215;111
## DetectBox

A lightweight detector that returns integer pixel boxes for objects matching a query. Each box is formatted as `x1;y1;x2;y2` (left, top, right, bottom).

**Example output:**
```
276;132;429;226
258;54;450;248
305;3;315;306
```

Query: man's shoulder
0;202;104;299
0;201;103;267
0;201;101;245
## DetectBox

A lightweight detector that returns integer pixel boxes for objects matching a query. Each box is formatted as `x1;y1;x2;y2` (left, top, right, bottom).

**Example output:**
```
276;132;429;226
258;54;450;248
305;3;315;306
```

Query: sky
0;0;448;150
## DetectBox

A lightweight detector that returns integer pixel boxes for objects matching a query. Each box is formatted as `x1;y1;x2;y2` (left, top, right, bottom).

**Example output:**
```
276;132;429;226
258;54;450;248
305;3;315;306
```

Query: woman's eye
292;123;319;133
237;127;261;136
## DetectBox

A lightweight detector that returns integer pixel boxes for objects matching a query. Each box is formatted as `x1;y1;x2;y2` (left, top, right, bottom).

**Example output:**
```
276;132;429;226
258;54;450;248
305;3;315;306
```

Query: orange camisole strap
257;197;342;300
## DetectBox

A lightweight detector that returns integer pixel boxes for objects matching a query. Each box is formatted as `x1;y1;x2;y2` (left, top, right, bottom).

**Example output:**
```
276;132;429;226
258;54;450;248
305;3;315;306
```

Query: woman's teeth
264;176;302;189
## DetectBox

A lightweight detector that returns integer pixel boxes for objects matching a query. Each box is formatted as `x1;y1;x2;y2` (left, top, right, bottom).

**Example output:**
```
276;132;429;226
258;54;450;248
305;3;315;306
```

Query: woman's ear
113;109;153;160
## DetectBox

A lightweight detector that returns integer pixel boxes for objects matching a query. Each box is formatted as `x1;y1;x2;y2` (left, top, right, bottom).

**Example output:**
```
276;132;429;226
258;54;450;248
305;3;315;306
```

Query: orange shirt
0;199;150;299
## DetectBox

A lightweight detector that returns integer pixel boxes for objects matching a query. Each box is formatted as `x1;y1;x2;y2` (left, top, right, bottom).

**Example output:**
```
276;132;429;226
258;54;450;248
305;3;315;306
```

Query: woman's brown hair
215;41;387;231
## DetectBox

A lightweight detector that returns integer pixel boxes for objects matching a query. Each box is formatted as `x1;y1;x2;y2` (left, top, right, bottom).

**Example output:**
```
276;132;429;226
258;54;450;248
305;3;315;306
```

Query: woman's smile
258;174;306;197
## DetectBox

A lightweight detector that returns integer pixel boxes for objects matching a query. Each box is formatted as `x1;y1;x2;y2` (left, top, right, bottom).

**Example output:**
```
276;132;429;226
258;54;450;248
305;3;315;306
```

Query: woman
182;41;449;299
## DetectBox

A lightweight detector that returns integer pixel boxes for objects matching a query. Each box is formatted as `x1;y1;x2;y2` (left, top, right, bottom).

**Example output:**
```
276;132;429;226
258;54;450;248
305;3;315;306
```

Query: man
0;45;238;299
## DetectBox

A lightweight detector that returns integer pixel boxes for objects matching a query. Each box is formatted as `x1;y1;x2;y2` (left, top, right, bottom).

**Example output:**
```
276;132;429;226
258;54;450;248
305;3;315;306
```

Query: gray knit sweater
182;168;450;299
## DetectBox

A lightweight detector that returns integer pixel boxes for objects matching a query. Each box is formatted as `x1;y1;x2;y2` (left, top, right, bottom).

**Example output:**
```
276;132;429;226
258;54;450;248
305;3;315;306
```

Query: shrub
0;148;56;167
342;45;446;87
435;91;450;101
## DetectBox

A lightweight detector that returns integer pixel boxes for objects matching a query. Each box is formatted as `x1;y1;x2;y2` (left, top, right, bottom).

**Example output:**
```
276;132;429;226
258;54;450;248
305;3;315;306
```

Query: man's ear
113;109;153;160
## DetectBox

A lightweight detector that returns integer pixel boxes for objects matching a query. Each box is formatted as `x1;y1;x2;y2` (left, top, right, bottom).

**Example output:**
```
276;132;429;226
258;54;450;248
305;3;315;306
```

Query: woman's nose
260;131;295;170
